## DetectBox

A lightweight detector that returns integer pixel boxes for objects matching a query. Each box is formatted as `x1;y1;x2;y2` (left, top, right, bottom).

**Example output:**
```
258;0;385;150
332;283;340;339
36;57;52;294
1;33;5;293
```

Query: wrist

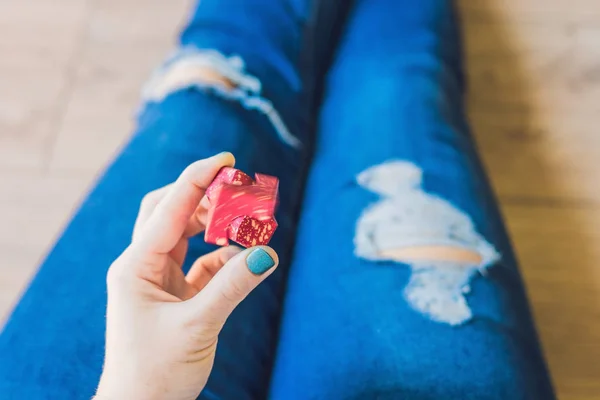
96;370;165;400
95;385;163;400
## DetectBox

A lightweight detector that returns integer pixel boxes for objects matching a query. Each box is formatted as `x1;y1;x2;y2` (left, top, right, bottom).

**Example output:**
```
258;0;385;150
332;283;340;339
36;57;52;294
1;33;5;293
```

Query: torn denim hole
354;160;500;326
141;47;302;149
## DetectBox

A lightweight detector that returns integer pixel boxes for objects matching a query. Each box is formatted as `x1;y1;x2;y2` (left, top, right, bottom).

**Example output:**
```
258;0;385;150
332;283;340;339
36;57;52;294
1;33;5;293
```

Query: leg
269;1;555;399
0;1;346;398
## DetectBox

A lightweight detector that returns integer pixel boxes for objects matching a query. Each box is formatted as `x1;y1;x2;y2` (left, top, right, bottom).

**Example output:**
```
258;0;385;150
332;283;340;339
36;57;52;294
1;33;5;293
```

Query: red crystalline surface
204;167;279;247
228;216;277;248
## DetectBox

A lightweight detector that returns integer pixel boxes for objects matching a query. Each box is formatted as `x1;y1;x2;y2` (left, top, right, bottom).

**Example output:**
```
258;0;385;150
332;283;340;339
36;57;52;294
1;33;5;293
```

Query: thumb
186;246;279;329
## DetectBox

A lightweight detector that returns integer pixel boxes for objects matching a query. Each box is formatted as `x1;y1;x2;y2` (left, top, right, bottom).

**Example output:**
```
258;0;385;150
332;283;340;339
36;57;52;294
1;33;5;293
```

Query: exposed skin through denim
173;67;236;90
384;246;483;264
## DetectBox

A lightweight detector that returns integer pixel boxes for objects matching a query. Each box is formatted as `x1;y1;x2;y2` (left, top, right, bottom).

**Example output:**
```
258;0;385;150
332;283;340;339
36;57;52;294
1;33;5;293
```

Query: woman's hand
95;153;279;400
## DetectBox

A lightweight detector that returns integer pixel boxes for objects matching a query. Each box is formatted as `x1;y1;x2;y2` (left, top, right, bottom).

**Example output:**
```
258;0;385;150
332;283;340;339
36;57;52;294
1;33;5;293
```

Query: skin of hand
94;152;279;400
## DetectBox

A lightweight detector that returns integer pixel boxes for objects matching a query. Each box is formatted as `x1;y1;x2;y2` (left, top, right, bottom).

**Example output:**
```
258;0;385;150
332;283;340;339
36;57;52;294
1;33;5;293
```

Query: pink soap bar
204;167;279;247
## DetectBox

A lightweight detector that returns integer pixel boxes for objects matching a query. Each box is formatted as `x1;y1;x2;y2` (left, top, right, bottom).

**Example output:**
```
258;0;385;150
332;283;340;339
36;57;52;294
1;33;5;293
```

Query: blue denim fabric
269;1;555;399
0;1;330;398
0;1;556;400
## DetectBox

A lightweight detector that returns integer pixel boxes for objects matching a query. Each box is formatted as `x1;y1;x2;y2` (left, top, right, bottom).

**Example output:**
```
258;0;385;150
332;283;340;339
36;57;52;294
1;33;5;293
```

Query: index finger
133;152;235;254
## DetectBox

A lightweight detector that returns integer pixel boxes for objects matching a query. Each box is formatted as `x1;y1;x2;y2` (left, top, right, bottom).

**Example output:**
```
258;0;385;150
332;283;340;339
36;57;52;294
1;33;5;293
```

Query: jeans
0;0;555;399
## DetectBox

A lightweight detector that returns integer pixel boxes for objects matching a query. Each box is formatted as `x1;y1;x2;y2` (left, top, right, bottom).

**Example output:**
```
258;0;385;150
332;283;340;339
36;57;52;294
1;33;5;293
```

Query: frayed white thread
141;47;302;149
355;160;500;325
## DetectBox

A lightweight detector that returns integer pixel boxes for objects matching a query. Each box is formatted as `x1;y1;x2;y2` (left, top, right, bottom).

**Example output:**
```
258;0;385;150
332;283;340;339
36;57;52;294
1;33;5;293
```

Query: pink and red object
204;167;279;248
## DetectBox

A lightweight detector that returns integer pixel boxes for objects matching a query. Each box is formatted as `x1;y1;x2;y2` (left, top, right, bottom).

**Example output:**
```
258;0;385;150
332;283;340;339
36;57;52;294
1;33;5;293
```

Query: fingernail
246;248;275;275
213;152;234;166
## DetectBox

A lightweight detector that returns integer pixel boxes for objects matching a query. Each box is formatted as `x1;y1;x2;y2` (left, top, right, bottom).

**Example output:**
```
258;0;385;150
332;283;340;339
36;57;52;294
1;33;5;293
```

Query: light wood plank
458;0;600;24
504;204;600;400
0;171;89;251
0;0;89;170
48;0;191;175
461;3;600;113
459;1;600;398
0;170;90;324
0;246;43;325
463;23;600;57
462;21;600;113
470;110;600;203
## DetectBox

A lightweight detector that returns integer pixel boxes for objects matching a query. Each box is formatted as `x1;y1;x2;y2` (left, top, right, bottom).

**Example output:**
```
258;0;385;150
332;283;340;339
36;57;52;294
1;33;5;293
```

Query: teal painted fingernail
246;248;275;275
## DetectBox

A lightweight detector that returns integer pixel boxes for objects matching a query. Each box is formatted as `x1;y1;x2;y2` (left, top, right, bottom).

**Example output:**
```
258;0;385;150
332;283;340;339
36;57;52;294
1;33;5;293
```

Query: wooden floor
1;0;598;398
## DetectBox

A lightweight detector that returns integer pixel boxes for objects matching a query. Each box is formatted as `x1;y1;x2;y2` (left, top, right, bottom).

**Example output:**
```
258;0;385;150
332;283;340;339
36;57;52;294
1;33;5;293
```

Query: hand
95;153;279;400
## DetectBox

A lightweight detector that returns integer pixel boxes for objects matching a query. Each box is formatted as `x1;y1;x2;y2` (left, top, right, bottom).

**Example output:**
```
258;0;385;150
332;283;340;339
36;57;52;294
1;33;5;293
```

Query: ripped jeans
0;0;555;399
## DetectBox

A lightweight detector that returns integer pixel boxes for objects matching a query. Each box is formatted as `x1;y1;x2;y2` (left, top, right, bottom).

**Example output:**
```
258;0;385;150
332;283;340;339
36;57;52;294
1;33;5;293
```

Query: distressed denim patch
355;160;500;325
141;47;302;149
